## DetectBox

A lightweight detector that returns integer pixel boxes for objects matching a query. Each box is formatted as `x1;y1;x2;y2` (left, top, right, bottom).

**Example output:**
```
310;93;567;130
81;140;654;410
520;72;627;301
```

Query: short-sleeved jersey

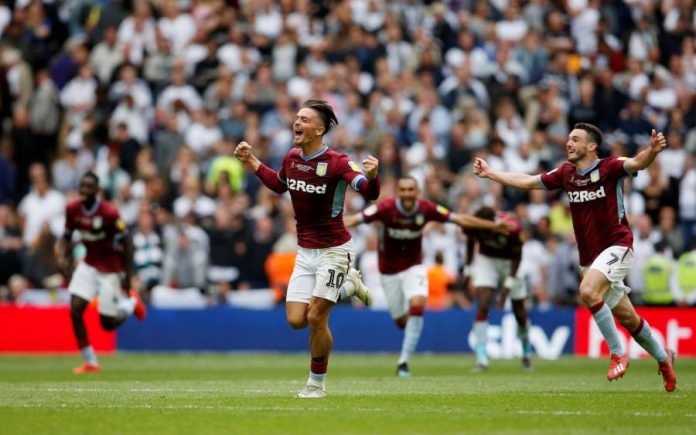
362;198;451;274
65;199;127;273
464;212;522;260
279;146;369;249
538;157;633;266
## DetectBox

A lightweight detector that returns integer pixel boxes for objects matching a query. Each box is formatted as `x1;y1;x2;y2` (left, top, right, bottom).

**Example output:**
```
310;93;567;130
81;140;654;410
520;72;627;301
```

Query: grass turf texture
0;354;693;434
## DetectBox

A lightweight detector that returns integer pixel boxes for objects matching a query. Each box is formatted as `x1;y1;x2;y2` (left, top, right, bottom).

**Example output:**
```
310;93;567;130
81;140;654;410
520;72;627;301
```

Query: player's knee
306;308;327;329
287;315;307;330
99;316;118;331
578;283;600;306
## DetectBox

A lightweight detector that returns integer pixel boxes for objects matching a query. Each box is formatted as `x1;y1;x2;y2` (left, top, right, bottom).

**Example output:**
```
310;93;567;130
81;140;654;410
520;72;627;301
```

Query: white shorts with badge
68;262;123;316
581;246;633;309
471;254;527;300
380;264;428;319
286;240;355;304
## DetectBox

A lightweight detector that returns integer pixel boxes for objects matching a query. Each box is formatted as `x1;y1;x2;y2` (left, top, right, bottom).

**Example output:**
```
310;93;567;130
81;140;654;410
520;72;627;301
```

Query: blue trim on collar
396;198;419;216
300;145;329;161
81;199;101;216
576;159;599;176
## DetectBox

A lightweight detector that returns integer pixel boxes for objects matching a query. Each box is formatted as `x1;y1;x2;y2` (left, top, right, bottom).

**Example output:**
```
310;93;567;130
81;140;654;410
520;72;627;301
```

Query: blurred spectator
630;214;660;294
642;241;680;306
0;204;22;287
21;222;61;289
206;138;244;195
678;242;696;306
206;206;247;298
680;154;696;248
17;163;65;246
132;206;163;294
427;251;454;310
161;213;209;291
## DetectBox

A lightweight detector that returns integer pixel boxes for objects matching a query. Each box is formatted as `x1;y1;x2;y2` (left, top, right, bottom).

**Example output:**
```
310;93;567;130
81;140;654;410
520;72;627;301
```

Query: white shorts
286;240;355;304
471;254;527;300
581;246;633;309
380;264;428;319
68;262;123;317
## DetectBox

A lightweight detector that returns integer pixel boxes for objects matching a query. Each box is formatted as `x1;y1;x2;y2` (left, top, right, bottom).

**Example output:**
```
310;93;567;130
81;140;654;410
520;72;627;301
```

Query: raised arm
234;141;287;194
473;158;541;191
353;155;380;200
623;129;667;174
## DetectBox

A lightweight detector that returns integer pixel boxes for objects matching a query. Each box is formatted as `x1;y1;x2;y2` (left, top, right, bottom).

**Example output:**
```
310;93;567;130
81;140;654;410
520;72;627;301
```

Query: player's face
78;177;99;204
566;129;590;163
292;108;324;147
397;179;419;211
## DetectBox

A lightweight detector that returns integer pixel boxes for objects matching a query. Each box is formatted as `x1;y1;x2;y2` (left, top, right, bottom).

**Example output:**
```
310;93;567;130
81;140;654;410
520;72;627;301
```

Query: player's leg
510;294;532;370
397;265;428;377
471;254;498;370
67;263;101;374
381;272;409;374
285;247;316;330
612;295;677;392
299;296;334;398
96;272;142;331
473;286;494;370
506;268;532;369
579;246;633;380
69;294;100;373
332;240;370;305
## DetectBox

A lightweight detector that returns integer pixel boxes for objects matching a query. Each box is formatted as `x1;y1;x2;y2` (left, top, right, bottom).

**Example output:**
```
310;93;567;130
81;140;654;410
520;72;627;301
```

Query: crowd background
0;0;695;309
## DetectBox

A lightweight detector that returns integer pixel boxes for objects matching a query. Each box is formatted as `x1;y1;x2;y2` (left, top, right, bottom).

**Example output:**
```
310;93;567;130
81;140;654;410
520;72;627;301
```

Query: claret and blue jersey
537;156;634;266
274;146;374;249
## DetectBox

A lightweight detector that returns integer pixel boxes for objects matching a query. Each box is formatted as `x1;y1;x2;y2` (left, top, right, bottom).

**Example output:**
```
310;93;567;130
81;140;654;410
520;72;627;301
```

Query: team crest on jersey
436;205;449;216
590;169;600;183
316;162;328;176
92;217;103;230
415;214;424;226
348;161;361;172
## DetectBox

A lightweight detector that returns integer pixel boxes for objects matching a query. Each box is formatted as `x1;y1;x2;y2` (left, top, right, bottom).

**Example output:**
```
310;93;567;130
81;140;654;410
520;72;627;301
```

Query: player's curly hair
82;171;100;184
303;99;338;136
474;206;496;221
574;123;603;149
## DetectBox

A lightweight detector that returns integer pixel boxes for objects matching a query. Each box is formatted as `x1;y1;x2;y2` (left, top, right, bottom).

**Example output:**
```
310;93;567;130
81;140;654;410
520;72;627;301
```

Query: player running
474;123;677;392
57;172;146;374
344;176;513;377
462;206;531;372
235;99;379;398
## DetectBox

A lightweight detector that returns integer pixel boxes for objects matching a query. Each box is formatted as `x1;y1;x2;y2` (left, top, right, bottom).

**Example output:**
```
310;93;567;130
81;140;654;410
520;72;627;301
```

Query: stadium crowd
0;0;695;308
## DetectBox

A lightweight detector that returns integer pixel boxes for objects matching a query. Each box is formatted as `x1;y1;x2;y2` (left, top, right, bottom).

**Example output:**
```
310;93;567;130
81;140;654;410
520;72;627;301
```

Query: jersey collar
576;159;599;176
396;198;419;216
81;198;101;216
300;145;329;161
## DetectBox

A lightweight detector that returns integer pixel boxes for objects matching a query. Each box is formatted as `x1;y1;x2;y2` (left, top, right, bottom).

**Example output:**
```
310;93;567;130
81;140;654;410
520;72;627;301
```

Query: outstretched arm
450;213;513;235
473;158;541;191
623;129;667;174
235;141;287;194
343;213;363;228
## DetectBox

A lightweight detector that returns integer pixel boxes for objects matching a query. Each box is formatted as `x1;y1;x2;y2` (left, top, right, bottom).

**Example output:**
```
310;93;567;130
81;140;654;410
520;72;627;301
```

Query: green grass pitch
0;353;693;434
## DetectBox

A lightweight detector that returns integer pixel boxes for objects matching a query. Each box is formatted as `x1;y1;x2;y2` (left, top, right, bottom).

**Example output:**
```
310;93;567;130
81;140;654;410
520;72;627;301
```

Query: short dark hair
303;99;338;136
398;175;419;186
574;123;602;149
474;206;496;221
82;171;99;184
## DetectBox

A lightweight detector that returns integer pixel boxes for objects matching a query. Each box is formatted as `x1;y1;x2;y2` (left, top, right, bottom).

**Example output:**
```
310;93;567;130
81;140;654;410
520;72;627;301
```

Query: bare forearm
626;148;659;173
451;213;498;230
487;169;539;191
